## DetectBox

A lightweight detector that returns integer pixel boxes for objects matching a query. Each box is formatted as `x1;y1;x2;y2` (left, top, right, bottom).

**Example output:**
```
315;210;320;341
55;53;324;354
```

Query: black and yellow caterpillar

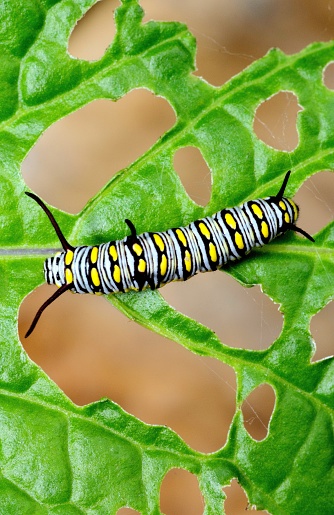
25;170;314;337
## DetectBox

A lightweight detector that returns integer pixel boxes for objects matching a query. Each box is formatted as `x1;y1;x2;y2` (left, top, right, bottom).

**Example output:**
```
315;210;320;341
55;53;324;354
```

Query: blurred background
20;1;334;513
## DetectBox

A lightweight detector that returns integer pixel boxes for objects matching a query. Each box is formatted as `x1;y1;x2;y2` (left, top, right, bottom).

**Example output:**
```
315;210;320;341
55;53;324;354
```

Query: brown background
19;1;334;513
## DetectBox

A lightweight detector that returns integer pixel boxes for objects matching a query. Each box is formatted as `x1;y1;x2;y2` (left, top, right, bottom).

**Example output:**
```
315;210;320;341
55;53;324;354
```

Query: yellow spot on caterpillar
91;246;98;264
225;213;237;229
184;250;192;272
95;292;103;296
113;265;121;283
109;245;118;261
284;212;290;223
91;267;100;287
160;254;167;276
209;242;217;262
153;234;165;251
235;232;244;249
261;221;269;238
176;229;187;246
65;268;73;285
138;259;146;273
198;222;211;239
133;243;143;256
288;199;299;221
251;203;263;218
65;250;74;266
279;200;286;210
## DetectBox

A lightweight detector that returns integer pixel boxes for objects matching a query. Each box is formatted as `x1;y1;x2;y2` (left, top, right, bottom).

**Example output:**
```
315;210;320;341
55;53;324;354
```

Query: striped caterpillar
25;170;313;337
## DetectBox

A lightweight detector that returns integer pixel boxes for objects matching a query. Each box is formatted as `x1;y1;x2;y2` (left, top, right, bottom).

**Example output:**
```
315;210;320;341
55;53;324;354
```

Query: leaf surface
0;1;333;513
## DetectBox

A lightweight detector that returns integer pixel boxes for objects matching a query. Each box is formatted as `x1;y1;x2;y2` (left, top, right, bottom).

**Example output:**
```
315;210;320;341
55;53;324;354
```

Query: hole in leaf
173;146;212;206
122;2;334;88
160;468;203;515
117;509;141;515
310;301;334;362
241;383;275;441
253;91;301;151
68;0;116;61
323;62;334;90
22;92;175;213
19;284;236;453
162;272;282;350
293;171;334;235
140;2;258;86
223;479;269;514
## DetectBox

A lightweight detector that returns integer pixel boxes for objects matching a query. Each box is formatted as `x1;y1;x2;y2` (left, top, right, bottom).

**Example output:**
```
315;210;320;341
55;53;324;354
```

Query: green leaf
0;0;333;513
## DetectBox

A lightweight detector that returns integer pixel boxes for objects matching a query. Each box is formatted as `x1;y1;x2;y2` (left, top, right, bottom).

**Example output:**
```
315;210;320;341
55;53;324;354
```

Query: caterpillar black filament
25;170;314;337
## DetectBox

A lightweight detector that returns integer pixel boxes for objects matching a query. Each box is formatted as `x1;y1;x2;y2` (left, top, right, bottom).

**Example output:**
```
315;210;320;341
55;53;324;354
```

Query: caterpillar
25;170;314;337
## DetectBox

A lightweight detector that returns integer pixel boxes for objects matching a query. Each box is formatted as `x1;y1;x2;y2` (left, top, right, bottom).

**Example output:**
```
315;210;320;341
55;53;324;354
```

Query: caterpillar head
274;170;314;242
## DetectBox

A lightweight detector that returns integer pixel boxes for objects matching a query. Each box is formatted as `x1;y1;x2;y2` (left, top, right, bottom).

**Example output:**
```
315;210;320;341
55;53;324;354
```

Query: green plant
0;0;333;513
